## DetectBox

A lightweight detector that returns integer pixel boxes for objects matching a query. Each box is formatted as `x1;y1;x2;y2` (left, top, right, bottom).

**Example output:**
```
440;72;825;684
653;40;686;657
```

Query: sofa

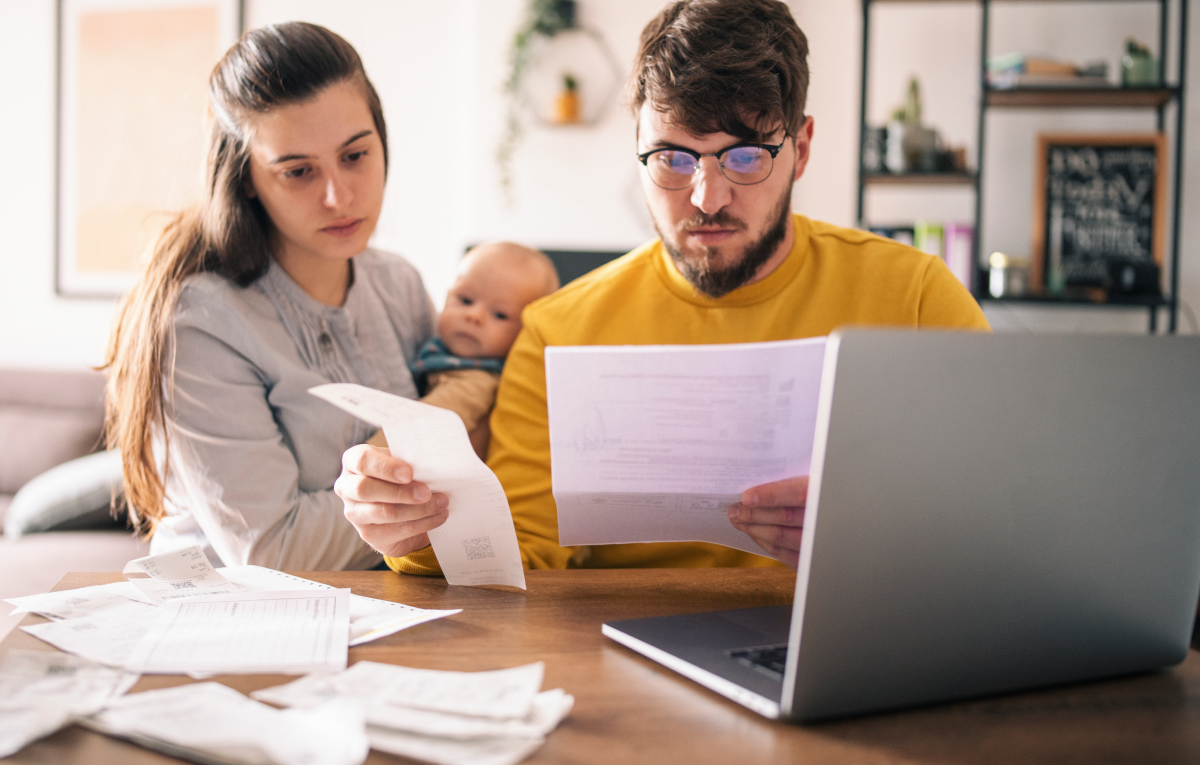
0;368;148;639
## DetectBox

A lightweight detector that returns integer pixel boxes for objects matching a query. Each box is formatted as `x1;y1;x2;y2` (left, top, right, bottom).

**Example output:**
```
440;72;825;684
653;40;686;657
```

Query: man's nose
690;157;732;214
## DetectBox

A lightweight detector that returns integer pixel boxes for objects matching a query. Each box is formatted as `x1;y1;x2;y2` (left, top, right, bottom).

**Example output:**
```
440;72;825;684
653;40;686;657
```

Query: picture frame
1031;132;1166;297
56;0;242;297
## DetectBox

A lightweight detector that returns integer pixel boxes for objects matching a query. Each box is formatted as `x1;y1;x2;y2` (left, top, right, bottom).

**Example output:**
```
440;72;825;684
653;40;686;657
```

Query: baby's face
438;250;549;359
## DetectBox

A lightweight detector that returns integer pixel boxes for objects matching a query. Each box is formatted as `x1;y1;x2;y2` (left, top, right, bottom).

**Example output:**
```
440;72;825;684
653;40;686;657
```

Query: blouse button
319;332;334;354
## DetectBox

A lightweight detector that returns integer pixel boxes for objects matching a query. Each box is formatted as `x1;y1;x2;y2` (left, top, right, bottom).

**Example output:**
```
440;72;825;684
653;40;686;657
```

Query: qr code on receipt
462;536;496;561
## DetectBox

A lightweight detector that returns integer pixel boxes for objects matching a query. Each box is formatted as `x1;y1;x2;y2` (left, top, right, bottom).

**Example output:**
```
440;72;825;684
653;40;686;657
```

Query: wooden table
5;569;1200;764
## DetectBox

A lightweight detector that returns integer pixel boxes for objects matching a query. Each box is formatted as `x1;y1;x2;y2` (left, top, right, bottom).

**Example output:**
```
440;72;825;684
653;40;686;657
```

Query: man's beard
657;188;792;299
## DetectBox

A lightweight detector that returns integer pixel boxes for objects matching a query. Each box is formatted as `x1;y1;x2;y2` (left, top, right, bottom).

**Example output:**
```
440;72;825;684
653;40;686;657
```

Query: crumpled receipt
0;650;138;758
310;383;526;590
80;681;369;765
253;661;572;765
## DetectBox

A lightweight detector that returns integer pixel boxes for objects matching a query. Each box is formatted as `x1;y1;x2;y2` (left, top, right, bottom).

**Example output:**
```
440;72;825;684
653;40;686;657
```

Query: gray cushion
3;450;126;538
0;368;106;494
0;406;105;494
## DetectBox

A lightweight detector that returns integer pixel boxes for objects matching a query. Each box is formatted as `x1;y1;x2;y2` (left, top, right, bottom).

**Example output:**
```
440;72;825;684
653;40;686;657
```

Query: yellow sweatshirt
389;215;990;574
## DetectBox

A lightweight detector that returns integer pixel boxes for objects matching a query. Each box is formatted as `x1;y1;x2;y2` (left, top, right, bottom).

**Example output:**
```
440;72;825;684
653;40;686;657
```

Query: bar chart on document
545;338;826;556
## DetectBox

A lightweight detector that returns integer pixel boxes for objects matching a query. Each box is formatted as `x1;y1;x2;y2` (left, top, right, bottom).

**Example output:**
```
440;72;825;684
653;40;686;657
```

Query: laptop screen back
785;330;1200;720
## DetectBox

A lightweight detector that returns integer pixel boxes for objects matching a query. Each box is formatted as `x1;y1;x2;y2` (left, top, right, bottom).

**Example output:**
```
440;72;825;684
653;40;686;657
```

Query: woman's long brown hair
104;22;388;532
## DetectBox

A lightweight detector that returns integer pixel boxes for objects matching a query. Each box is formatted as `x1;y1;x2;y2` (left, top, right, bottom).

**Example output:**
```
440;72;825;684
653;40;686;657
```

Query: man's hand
727;476;808;571
335;444;449;558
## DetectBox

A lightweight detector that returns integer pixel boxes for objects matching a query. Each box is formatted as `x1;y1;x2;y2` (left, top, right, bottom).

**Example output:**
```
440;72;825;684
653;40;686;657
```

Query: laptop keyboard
727;643;790;680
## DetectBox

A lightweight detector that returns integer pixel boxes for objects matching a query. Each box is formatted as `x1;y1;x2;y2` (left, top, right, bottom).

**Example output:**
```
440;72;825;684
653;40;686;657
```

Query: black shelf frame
856;0;1189;333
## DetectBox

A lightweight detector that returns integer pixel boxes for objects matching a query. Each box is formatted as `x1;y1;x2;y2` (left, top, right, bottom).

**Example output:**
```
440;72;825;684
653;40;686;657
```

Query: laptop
602;329;1200;722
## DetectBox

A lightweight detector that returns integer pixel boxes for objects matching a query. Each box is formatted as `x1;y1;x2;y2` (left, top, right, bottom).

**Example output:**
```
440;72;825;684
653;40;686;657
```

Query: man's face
636;105;813;297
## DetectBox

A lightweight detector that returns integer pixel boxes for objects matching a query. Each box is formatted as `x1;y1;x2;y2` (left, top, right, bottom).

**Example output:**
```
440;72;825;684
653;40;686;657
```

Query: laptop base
603;606;791;719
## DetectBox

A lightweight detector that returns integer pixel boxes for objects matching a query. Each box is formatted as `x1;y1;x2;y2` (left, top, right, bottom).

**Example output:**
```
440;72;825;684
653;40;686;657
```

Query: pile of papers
7;545;462;674
2;546;572;764
253;661;573;765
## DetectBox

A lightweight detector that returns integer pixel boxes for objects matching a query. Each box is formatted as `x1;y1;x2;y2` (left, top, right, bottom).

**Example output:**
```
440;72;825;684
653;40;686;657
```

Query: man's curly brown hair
628;0;810;142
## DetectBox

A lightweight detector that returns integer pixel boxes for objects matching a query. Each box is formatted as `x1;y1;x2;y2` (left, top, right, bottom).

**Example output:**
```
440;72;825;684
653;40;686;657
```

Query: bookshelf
856;0;1189;333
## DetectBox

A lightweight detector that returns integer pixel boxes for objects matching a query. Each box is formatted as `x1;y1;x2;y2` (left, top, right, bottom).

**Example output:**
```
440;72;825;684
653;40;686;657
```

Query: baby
371;242;560;459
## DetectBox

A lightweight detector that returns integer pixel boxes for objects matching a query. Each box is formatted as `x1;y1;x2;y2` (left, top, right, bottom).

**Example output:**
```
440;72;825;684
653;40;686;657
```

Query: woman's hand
336;444;449;558
727;476;808;571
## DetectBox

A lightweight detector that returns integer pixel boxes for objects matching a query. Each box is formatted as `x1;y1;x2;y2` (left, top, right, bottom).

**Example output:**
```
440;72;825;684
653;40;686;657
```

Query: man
337;0;989;573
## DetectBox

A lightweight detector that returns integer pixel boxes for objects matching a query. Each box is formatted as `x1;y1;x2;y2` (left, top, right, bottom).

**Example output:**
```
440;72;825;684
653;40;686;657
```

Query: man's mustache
676;211;747;234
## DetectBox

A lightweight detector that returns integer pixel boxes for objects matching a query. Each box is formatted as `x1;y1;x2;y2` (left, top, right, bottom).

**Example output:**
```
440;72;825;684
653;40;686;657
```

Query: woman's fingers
336;471;432;505
349;499;449;557
337;444;430;504
338;444;452;557
342;443;414;484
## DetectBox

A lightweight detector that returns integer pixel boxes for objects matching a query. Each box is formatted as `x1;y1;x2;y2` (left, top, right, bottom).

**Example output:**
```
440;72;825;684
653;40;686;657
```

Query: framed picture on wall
1031;133;1166;298
56;0;242;297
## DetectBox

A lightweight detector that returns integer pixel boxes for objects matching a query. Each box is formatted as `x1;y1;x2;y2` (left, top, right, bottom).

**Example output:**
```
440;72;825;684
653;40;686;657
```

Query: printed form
545;338;827;555
126;589;350;675
311;383;526;589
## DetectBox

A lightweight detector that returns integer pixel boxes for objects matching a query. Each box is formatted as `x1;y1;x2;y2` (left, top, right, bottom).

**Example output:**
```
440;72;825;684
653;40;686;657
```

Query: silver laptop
603;329;1200;722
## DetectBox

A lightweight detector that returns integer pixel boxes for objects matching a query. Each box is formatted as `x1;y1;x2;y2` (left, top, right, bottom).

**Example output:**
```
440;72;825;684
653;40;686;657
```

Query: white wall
2;0;1197;371
0;1;118;370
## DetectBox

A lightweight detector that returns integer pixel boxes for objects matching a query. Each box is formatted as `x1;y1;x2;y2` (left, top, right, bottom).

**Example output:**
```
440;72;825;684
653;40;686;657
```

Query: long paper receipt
311;383;526;589
545;338;827;555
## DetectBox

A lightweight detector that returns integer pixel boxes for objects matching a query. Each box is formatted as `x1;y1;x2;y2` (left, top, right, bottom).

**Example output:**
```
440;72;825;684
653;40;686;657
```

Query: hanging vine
497;0;577;205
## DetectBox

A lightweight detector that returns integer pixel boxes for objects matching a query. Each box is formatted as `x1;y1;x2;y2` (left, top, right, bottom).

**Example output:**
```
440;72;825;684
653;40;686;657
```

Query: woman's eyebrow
269;130;375;164
340;129;374;148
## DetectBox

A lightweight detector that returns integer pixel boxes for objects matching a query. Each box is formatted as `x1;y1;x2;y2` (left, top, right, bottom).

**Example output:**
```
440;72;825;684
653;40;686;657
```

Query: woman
106;22;445;570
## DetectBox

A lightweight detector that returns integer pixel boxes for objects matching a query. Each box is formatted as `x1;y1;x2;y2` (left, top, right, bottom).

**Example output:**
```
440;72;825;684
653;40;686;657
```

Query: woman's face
245;80;386;269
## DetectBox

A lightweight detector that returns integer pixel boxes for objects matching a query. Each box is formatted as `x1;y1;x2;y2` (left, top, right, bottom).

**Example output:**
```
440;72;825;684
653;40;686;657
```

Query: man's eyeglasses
636;141;786;190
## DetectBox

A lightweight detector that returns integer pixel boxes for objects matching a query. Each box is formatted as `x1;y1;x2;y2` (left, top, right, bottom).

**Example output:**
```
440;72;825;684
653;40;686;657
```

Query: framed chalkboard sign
1031;133;1166;296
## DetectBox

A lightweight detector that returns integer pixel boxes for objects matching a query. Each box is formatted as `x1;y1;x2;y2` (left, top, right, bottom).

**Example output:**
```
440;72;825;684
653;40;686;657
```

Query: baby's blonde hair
463;242;559;297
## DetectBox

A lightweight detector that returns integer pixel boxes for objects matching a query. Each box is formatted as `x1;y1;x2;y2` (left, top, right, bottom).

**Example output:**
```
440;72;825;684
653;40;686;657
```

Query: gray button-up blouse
153;249;435;570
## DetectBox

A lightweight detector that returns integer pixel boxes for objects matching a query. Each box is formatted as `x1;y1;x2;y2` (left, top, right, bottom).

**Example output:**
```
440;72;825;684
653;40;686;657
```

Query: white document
310;383;526;590
126;589;351;675
123;545;242;604
366;726;544;765
545;338;827;554
0;650;138;758
253;660;545;721
218;565;462;646
6;581;157;621
22;609;161;667
81;682;368;765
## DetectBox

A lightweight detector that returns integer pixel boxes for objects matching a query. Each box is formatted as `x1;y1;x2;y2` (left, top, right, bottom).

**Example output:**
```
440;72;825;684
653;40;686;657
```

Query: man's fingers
727;504;805;528
731;519;804;553
342;443;414;484
750;541;800;571
741;475;809;509
730;516;804;572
